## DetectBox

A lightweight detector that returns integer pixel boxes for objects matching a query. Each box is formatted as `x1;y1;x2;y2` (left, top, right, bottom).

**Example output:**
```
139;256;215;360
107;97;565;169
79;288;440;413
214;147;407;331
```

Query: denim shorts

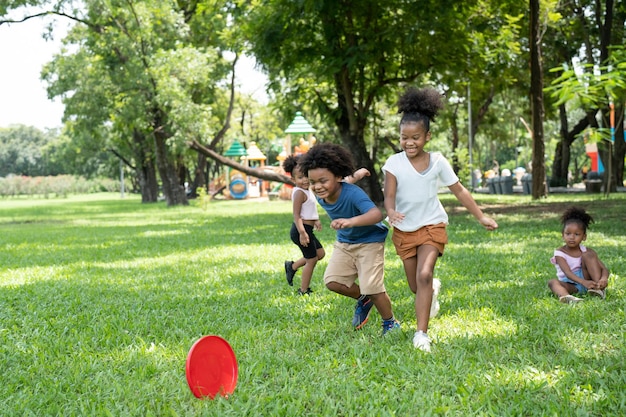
559;269;587;294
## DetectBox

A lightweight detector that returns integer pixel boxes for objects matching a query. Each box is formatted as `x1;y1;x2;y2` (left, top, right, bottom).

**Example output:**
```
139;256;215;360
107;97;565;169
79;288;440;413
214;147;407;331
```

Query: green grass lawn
1;192;624;416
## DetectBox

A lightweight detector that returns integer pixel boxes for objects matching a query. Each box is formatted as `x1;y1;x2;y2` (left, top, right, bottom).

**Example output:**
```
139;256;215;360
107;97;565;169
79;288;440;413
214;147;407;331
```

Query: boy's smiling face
308;167;342;203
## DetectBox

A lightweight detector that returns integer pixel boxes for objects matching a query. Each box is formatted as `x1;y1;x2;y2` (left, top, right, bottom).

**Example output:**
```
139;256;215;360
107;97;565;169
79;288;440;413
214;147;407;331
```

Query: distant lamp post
120;160;125;198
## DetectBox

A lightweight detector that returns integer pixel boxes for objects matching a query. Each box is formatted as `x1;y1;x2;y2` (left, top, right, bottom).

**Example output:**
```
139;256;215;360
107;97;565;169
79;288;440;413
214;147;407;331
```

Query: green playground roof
284;112;316;134
223;139;247;157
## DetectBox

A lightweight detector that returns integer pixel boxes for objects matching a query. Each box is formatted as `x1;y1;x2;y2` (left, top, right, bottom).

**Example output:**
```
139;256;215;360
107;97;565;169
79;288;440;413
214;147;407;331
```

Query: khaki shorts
391;223;448;259
323;241;386;295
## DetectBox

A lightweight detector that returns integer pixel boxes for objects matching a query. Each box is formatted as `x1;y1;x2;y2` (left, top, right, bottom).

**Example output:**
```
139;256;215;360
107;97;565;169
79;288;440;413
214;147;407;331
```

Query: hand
314;220;322;231
581;279;597;290
387;209;405;226
331;218;353;230
597;277;608;290
480;216;498;231
299;231;310;247
353;168;371;180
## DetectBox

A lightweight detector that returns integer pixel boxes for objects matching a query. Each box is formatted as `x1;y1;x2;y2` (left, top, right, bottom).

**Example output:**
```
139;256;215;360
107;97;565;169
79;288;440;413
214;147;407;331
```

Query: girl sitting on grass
548;206;609;304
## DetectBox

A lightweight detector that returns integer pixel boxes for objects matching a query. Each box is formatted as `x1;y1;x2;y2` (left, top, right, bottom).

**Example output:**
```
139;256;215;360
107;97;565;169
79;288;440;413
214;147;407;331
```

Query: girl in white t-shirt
547;206;609;304
382;87;498;352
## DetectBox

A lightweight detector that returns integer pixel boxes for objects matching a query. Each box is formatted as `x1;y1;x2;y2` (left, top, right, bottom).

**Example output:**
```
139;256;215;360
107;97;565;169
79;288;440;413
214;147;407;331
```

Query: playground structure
584;142;604;174
208;112;317;200
274;112;317;200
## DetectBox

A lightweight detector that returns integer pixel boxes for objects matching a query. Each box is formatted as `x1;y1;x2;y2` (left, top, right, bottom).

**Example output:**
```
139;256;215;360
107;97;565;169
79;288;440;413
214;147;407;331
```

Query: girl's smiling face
293;166;310;189
308;167;343;203
400;121;431;159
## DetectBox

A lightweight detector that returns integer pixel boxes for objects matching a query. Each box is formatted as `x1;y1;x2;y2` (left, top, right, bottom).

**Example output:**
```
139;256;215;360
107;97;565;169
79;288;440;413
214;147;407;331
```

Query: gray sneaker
588;289;606;299
559;294;583;304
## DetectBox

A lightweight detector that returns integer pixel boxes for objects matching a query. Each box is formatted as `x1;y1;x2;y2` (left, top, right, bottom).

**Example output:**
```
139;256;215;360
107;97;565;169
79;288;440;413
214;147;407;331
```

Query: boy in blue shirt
299;142;399;335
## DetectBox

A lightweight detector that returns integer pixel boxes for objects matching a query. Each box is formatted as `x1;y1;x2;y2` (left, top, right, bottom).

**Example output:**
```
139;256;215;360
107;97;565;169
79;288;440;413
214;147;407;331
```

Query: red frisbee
185;335;238;399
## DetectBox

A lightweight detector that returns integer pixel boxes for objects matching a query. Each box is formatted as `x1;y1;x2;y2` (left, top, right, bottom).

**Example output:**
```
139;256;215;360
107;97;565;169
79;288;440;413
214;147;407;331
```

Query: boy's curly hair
298;142;355;179
561;206;594;232
282;154;300;175
398;87;445;132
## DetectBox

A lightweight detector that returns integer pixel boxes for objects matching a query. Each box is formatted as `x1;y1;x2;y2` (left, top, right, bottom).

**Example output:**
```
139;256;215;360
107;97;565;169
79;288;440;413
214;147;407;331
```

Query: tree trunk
550;104;570;187
134;129;159;203
111;130;159;203
152;110;188;206
337;124;384;206
332;70;384;206
530;0;547;198
189;152;208;198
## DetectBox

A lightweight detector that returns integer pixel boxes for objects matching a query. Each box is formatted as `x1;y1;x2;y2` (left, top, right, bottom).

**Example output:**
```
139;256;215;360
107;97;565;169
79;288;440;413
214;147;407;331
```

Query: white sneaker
430;278;441;317
413;330;431;352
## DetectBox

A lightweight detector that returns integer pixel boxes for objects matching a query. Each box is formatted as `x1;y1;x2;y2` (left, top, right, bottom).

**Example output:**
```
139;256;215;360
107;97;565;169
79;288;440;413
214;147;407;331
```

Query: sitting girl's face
308;167;343;203
562;221;586;249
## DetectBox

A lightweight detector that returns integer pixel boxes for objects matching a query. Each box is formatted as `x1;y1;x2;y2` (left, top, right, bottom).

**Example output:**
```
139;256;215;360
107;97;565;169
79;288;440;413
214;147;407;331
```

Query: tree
3;0;240;205
243;0;484;204
0;125;47;176
529;0;547;198
544;0;625;190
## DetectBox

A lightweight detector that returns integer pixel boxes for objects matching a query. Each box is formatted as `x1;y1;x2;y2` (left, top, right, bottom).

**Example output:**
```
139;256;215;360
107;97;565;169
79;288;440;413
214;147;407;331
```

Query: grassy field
0;192;624;416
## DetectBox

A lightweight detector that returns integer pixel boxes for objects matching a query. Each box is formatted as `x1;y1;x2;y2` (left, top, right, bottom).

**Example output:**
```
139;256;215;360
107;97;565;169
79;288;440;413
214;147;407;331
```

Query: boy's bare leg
326;281;361;298
368;292;393;319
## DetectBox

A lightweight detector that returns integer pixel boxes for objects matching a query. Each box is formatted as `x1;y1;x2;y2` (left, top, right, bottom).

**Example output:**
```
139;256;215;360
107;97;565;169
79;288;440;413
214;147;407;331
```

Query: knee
547;279;559;289
416;270;434;286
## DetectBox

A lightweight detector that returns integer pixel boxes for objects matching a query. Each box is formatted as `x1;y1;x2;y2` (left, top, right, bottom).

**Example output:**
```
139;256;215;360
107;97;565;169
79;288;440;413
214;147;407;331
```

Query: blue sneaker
382;319;401;336
352;297;373;329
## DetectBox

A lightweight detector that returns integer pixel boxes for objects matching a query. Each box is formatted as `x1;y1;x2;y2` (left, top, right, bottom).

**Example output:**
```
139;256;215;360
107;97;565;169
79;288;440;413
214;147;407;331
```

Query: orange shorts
391;223;448;259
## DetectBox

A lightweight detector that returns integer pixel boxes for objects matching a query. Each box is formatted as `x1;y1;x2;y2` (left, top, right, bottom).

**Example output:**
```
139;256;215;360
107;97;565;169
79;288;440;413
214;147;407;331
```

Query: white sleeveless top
292;186;319;220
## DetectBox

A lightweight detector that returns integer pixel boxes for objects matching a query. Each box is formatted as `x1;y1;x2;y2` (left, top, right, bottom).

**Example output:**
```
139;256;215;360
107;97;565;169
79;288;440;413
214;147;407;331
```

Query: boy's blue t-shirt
317;182;388;244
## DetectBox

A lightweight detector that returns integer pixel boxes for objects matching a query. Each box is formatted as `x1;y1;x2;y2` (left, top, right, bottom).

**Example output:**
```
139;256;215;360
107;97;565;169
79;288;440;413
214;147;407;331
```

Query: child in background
299;142;400;335
382;87;498;352
283;154;325;295
548;206;609;303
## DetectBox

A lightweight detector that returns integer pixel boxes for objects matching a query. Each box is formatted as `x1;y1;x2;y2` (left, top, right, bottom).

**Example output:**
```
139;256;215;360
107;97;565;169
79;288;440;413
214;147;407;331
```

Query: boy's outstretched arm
330;207;382;230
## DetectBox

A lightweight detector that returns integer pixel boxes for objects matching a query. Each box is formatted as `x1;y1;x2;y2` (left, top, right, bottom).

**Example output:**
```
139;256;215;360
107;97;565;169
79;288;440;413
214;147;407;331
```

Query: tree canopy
1;0;625;203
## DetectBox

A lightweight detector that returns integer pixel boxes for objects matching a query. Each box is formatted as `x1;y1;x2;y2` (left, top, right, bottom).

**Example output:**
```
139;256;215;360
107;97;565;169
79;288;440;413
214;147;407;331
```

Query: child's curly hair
561;206;594;232
298;142;355;179
398;87;445;132
282;154;300;175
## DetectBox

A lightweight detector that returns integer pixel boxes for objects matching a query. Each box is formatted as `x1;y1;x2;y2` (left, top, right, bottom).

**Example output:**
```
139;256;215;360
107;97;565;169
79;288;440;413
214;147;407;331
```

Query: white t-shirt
382;151;459;232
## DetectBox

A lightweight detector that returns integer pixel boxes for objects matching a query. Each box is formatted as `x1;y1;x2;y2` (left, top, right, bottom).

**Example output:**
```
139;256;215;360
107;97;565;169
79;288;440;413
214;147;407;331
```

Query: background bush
0;175;121;197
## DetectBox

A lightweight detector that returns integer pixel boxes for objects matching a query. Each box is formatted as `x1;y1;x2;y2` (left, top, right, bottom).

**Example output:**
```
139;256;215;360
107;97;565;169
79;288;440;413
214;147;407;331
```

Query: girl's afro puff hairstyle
398;87;445;131
298;142;355;180
282;154;300;175
561;206;594;232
